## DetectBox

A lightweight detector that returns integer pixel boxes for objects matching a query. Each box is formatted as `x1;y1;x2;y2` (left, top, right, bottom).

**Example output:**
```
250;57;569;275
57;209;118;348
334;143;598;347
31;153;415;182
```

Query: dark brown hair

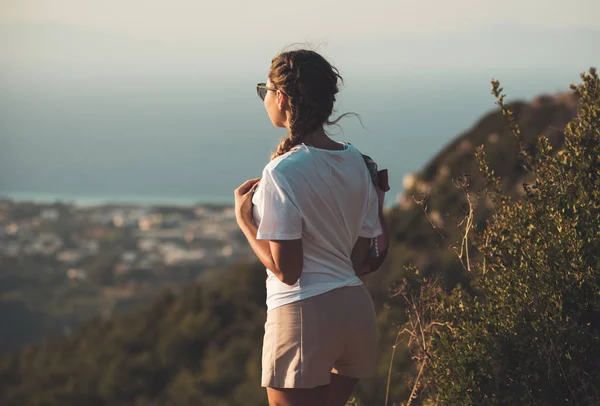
268;49;350;160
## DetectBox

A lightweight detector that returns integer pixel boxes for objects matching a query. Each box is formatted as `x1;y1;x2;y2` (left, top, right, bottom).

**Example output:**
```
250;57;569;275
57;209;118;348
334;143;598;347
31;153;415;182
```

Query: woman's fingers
235;178;261;195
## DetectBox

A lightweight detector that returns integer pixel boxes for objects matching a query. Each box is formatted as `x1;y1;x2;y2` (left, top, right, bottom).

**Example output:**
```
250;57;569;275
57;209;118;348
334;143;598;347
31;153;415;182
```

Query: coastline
0;190;234;208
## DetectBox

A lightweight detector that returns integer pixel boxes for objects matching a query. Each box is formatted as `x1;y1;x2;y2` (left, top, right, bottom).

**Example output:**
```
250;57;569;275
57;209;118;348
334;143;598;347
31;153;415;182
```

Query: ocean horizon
1;69;583;209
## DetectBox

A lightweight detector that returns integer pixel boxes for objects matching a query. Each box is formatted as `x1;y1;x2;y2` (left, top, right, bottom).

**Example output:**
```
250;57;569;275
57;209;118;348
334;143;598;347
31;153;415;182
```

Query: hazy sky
1;0;599;82
3;0;600;40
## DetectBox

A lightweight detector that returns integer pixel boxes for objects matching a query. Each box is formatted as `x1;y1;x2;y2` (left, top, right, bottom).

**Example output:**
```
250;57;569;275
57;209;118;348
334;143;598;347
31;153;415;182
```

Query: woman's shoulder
263;145;311;175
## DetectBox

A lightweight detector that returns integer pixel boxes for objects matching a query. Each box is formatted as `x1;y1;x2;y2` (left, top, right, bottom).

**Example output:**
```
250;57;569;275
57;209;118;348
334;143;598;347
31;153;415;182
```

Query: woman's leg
327;373;359;406
266;385;329;406
265;374;357;406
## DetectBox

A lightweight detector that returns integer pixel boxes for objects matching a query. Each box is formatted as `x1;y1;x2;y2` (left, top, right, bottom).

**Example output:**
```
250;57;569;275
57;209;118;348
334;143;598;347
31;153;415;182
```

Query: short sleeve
359;183;383;238
255;168;303;240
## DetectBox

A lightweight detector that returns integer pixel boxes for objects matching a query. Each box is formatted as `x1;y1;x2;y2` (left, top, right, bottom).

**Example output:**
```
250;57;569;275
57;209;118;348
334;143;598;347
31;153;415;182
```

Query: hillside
0;91;579;406
369;92;577;295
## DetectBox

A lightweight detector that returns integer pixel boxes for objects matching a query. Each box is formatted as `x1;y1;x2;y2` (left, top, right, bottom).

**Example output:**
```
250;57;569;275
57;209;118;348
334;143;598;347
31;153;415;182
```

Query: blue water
0;69;581;207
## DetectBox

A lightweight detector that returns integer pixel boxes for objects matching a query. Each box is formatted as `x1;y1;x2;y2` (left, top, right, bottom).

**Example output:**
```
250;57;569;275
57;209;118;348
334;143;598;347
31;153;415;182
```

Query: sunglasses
256;83;277;101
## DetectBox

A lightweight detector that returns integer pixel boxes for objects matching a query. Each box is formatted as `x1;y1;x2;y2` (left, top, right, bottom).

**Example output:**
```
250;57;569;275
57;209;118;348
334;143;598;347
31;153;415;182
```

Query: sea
0;69;580;208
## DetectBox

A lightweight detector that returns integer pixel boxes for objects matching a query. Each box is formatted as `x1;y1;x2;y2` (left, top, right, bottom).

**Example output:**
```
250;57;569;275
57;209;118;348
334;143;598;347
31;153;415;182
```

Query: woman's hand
234;177;260;226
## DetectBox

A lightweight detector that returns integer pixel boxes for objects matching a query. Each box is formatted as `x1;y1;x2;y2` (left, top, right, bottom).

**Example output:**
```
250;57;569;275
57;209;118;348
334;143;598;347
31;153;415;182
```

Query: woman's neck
301;128;344;151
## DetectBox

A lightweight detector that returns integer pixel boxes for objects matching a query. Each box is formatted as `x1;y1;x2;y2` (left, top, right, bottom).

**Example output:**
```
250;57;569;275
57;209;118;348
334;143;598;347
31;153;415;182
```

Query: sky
0;0;598;204
1;0;599;83
3;0;599;40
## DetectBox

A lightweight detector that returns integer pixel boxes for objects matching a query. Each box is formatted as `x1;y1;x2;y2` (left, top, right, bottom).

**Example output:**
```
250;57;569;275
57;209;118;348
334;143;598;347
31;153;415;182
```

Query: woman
234;49;382;406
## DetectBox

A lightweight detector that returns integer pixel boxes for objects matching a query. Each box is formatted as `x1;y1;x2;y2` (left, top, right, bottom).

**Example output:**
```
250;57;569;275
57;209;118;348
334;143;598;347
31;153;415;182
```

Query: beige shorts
261;284;378;389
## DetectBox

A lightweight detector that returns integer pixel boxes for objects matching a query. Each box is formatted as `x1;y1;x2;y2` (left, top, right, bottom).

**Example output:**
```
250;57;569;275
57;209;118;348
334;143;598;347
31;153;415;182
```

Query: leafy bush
399;69;600;405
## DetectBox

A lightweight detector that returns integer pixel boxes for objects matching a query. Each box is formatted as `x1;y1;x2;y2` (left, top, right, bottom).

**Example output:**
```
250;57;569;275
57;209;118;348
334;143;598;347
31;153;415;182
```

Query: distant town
0;198;255;349
0;198;253;275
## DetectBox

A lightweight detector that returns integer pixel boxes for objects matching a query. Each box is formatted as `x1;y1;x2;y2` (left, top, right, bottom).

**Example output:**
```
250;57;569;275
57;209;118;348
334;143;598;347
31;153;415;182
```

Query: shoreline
0;191;234;208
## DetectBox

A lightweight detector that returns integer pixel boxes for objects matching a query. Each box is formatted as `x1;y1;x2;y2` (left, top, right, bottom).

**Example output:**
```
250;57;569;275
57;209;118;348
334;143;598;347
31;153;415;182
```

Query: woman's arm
234;177;304;286
352;191;390;276
351;236;371;276
238;215;303;286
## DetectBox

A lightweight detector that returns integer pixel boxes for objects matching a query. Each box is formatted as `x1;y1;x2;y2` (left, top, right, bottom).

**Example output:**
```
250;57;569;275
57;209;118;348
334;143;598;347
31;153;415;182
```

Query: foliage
0;261;268;406
400;69;600;405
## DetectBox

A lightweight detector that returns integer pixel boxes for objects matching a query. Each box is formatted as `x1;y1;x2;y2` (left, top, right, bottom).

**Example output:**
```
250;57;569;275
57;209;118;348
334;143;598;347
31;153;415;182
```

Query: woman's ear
277;91;288;111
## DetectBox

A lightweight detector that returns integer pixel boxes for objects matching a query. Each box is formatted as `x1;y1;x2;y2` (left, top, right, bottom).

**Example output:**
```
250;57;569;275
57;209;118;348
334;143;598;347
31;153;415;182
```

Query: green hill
0;91;578;406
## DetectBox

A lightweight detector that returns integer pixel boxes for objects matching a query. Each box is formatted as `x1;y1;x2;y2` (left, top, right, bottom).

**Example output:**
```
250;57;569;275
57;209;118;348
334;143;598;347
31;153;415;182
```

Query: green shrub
400;69;600;405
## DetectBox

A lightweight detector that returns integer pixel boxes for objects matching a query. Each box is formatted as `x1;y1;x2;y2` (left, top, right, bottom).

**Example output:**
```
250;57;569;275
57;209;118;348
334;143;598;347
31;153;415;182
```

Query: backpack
360;153;390;274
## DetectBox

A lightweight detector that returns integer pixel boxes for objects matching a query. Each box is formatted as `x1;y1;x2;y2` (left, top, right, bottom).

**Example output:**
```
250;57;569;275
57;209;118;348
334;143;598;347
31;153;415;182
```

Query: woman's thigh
327;373;359;406
266;374;358;406
266;384;329;406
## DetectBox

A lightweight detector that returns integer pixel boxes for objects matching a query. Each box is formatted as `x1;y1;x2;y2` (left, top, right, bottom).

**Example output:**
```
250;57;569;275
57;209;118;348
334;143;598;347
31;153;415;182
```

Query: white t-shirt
252;142;382;312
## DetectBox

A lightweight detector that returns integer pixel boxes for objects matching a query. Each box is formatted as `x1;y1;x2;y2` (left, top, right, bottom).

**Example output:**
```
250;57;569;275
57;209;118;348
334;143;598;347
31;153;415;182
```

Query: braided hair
268;50;344;160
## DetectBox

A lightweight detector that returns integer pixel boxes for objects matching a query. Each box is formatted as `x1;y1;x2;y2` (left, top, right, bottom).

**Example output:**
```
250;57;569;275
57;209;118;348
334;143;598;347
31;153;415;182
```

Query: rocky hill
369;92;577;293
